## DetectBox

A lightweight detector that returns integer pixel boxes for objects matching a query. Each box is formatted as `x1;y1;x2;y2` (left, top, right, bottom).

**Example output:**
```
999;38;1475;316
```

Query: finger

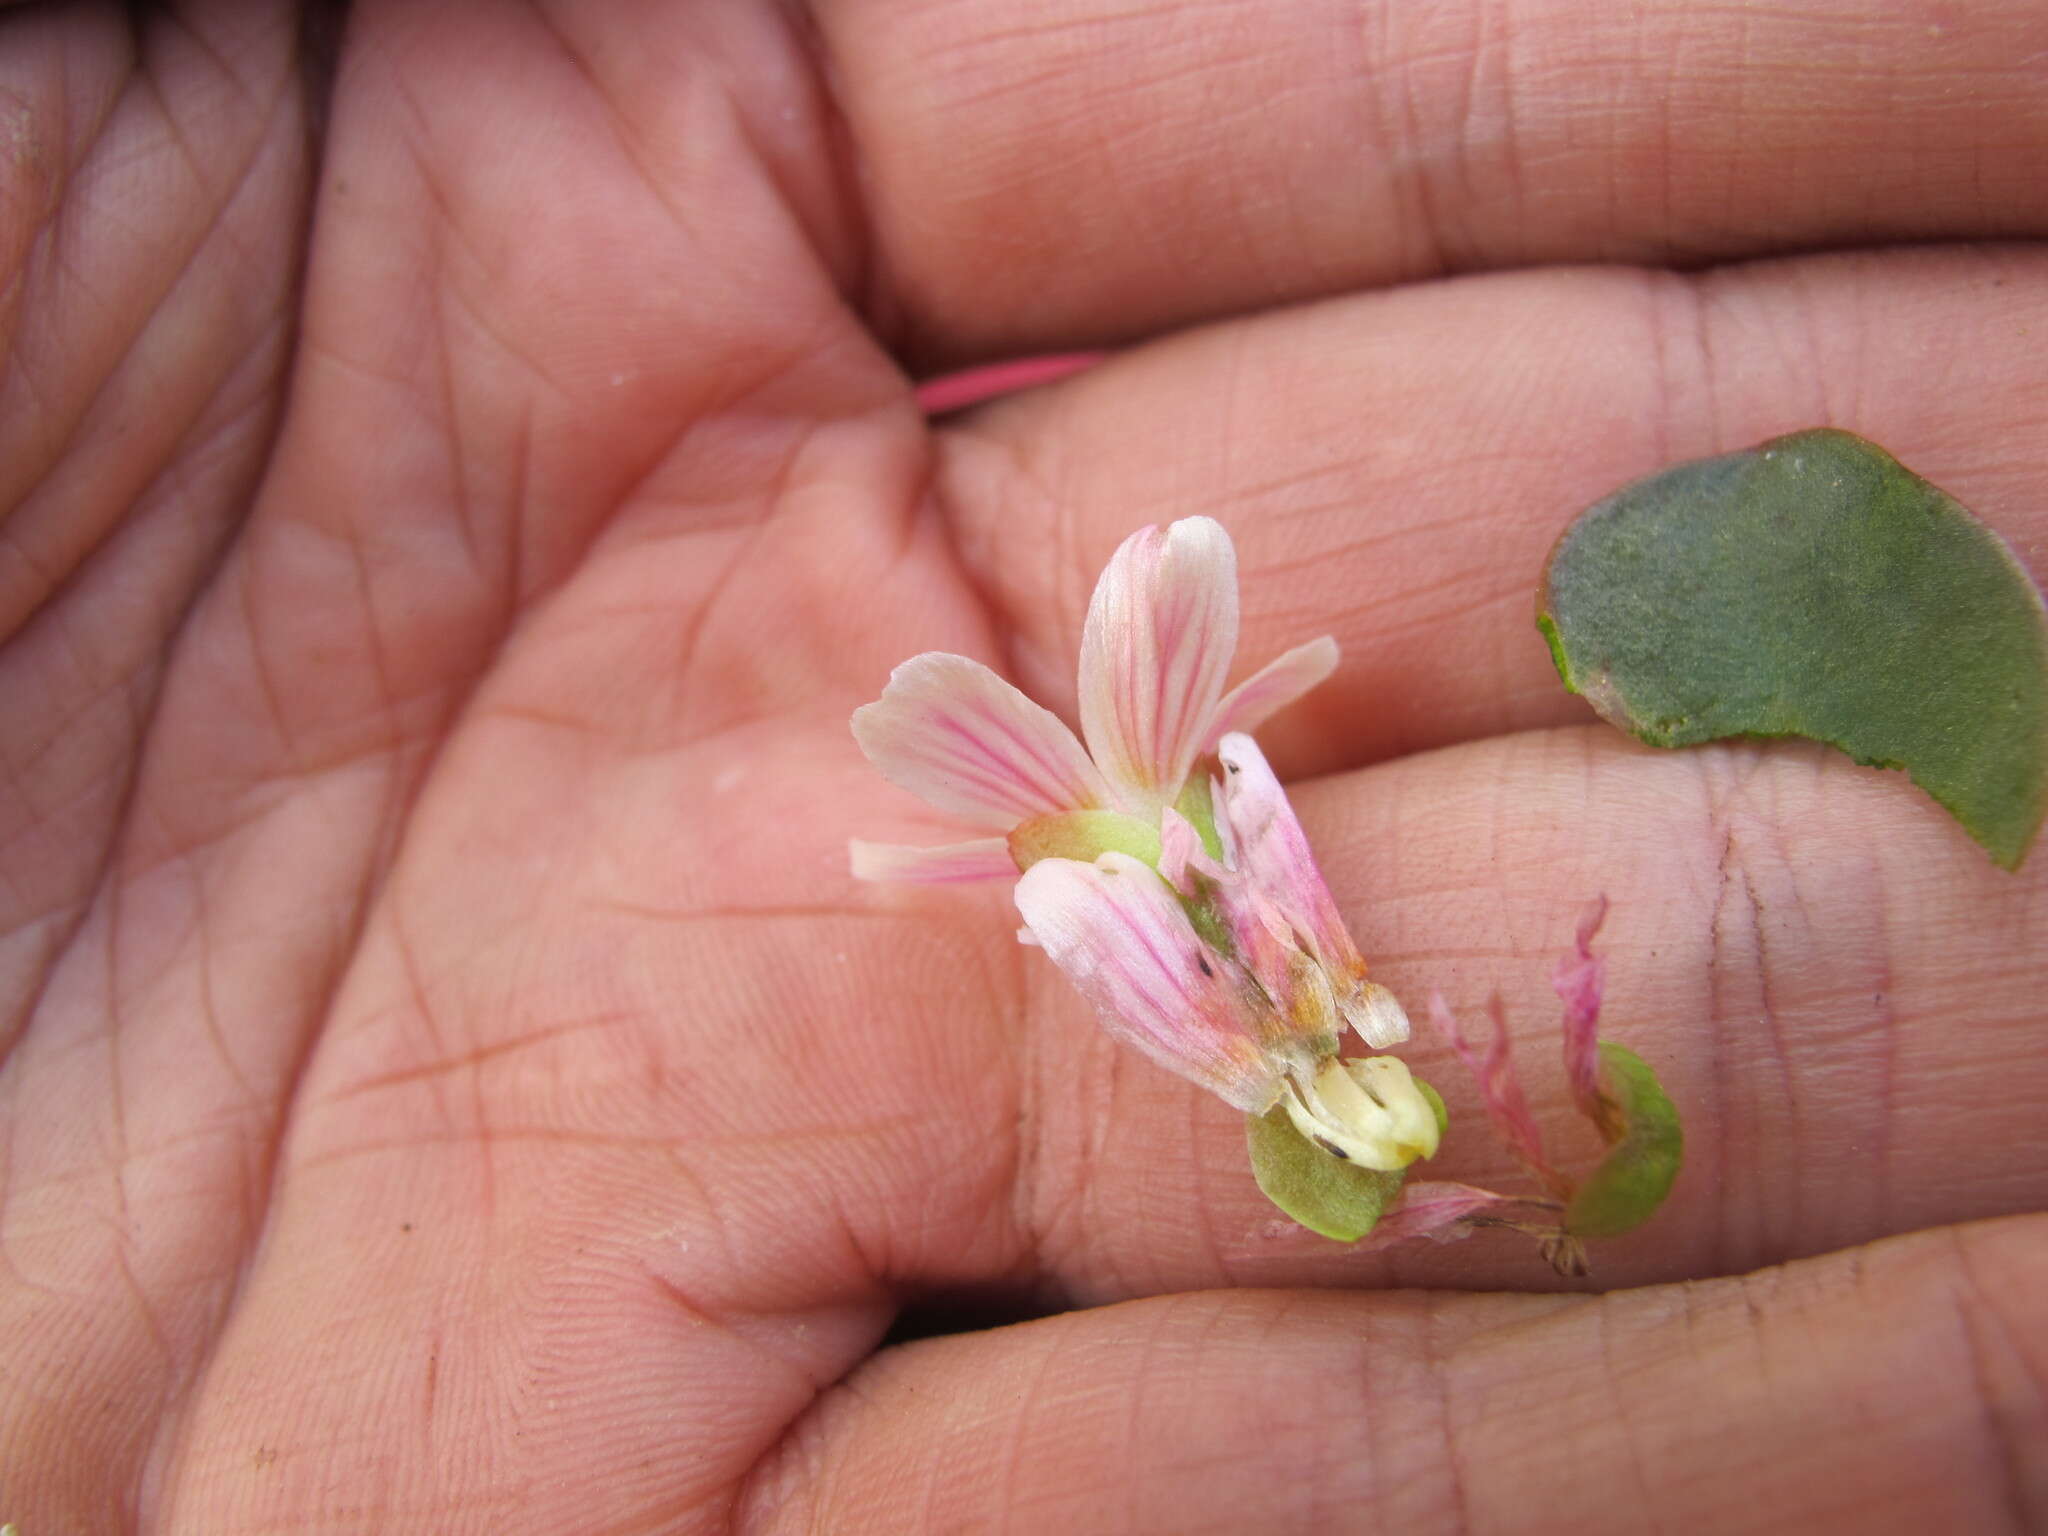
0;6;314;1528
342;500;2048;1325
996;725;2048;1301
817;0;2048;361
933;245;2048;780
0;4;311;1025
156;736;2044;1527
742;1215;2048;1535
154;0;932;883
1;1;911;1529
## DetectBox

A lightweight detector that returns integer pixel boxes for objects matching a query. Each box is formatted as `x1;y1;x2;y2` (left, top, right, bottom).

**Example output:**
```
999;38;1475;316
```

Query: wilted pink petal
1208;772;1238;863
852;653;1112;831
1215;733;1406;1047
1241;883;1308;979
1233;887;1335;1048
1246;1185;1559;1254
1203;636;1340;750
1213;734;1355;964
1428;990;1572;1201
1551;894;1612;1135
1157;807;1331;1045
1353;1181;1527;1250
1156;807;1213;893
1572;893;1609;954
849;838;1017;884
1014;852;1280;1111
1079;519;1239;815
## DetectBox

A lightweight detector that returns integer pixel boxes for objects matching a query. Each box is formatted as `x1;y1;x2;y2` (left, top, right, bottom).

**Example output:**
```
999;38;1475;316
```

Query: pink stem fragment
1552;894;1622;1142
1428;990;1573;1202
914;353;1104;415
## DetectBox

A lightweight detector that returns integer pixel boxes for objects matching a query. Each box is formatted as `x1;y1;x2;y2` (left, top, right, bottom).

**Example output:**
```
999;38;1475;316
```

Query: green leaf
1246;1102;1406;1242
1539;428;2048;868
1564;1044;1683;1239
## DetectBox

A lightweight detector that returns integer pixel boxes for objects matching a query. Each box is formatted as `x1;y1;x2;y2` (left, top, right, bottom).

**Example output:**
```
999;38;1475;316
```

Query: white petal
1014;853;1277;1110
1202;636;1339;751
852;653;1111;831
1078;518;1239;814
1346;980;1413;1049
849;838;1017;884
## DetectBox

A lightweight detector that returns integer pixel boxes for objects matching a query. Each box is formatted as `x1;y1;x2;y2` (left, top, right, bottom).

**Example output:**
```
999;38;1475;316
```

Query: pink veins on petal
1013;852;1282;1110
1079;518;1239;813
849;516;1339;884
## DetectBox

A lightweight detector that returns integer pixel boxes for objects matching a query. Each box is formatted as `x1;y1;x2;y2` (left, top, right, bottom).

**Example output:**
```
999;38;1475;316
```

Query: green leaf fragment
1539;428;2048;868
1247;1100;1407;1242
1564;1043;1683;1239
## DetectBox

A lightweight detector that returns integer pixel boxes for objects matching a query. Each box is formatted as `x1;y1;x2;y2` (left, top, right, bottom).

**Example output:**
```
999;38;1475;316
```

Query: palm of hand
4;5;2044;1532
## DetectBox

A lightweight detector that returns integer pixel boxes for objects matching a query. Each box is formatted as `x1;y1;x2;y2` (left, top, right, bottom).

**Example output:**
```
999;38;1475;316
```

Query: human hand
2;3;2044;1531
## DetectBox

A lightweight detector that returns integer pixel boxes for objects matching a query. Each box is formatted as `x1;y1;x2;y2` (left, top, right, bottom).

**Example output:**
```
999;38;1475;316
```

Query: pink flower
850;522;1678;1261
851;518;1427;1159
849;517;1336;884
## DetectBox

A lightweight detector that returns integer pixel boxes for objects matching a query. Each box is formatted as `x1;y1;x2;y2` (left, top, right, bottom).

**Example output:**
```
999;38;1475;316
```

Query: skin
1;1;2045;1531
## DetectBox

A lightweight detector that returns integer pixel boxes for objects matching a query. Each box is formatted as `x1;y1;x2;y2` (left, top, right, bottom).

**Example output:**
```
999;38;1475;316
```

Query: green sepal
1007;809;1161;871
1564;1043;1683;1239
1173;774;1227;861
1539;428;2048;868
1415;1076;1449;1141
1162;776;1240;956
1247;1102;1406;1242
